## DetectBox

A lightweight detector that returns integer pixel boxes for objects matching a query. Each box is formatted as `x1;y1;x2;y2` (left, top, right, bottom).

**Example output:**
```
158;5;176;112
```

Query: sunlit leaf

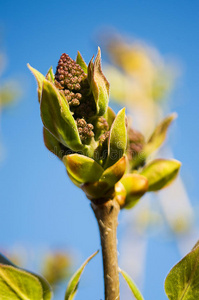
43;127;64;160
65;251;99;300
63;154;104;184
165;242;199;300
40;79;83;151
144;113;177;156
88;47;109;116
99;156;126;188
119;268;144;300
141;159;181;191
27;64;45;102
76;51;87;74
104;106;116;128
81;180;110;199
120;173;148;209
105;107;127;168
46;67;54;82
0;254;52;300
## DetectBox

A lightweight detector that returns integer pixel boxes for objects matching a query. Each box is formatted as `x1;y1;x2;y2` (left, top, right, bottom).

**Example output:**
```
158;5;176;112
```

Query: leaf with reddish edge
120;173;148;209
63;154;104;184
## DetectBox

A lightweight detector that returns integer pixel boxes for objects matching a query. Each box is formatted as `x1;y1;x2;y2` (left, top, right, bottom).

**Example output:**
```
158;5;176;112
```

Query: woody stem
91;198;120;300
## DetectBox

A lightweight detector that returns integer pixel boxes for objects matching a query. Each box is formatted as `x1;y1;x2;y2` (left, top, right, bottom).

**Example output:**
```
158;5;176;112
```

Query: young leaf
27;64;45;102
81;180;110;199
120;173;148;209
89;47;110;116
43;127;64;160
40;79;83;152
99;156;126;188
141;159;181;192
0;254;52;300
104;106;116;128
65;251;99;300
63;154;104;184
119;268;144;300
46;67;54;82
76;51;87;74
144;113;177;156
105;107;127;168
165;242;199;300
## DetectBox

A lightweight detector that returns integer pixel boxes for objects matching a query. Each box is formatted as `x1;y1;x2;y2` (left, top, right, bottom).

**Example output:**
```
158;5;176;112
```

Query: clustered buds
127;128;145;164
55;53;86;91
29;48;181;208
54;53;97;143
76;118;94;143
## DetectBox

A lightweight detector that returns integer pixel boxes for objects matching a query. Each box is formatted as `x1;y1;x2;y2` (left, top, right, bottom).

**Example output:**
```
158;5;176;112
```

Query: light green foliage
40;79;83;151
46;67;54;83
76;51;87;74
119;268;144;300
27;64;45;102
99;156;126;188
141;159;181;191
165;242;199;300
65;251;98;300
145;113;177;156
104;106;116;128
120;173;148;209
43;128;64;160
63;154;104;184
0;254;52;300
64;154;126;199
105;108;127;168
88;47;109;116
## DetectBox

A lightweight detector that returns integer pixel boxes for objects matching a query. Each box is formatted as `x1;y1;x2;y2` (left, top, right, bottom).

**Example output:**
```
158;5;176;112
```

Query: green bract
29;48;180;207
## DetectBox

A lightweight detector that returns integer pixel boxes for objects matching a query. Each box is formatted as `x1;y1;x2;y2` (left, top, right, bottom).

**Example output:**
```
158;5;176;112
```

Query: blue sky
0;1;199;299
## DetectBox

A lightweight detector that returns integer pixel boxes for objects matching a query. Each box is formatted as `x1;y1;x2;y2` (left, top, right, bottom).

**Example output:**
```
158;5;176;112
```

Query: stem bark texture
91;198;120;300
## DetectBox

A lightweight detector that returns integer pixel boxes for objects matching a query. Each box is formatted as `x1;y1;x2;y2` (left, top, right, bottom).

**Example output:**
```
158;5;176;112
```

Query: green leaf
120;268;144;300
46;67;54;82
40;79;83;152
104;106;116;128
99;156;126;188
65;251;99;300
165;242;199;300
0;254;52;300
81;156;126;200
141;159;181;192
76;51;87;74
144;113;177;156
63;154;104;184
81;180;110;199
105;108;127;168
88;47;110;116
27;64;45;102
0;264;43;300
43;127;64;159
120;173;148;209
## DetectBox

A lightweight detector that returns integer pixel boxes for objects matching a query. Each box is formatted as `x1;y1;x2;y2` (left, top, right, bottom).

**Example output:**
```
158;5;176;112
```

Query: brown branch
91;198;120;300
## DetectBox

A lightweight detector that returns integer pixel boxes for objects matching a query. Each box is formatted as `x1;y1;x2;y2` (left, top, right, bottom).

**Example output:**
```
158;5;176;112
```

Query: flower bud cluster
55;53;96;143
127;128;145;162
76;118;94;144
55;54;86;91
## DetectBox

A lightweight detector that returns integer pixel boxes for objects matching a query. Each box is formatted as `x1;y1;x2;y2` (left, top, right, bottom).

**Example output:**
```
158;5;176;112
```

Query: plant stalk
91;198;120;300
